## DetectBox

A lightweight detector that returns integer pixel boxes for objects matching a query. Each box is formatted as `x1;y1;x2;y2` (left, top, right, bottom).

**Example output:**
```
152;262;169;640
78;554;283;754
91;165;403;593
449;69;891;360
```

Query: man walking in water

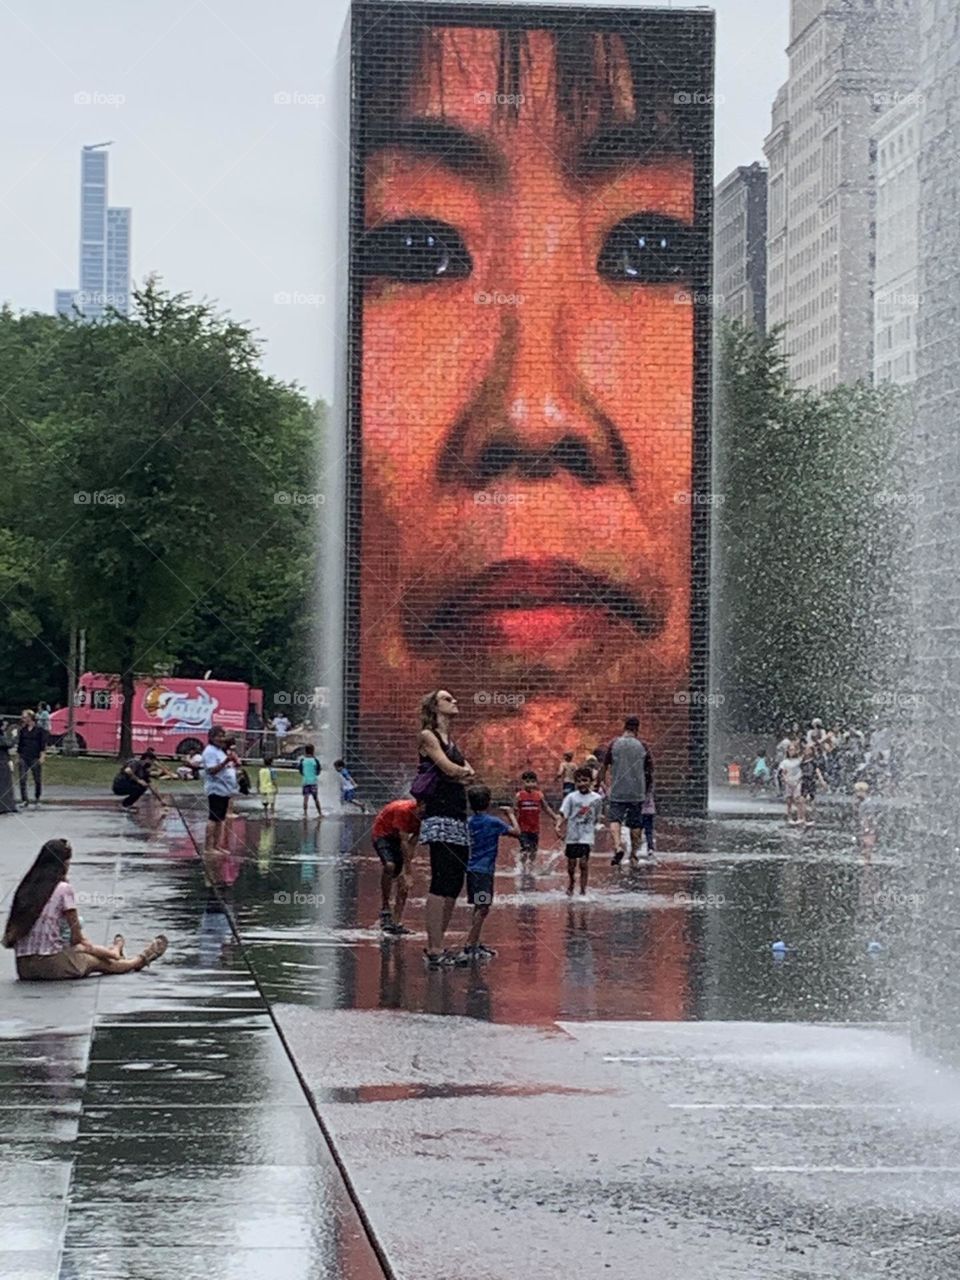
597;716;654;867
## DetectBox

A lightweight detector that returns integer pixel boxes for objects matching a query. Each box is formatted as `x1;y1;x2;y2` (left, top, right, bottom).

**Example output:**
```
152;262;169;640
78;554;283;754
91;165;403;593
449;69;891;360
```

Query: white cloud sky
0;0;788;402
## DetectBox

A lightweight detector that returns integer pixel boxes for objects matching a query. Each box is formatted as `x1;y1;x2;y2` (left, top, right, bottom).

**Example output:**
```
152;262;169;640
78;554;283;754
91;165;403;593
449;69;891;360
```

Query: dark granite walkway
3;797;960;1279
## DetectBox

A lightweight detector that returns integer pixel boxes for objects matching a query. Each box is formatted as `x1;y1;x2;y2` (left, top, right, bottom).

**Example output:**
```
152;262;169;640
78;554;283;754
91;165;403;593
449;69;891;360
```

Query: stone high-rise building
872;94;921;387
905;0;960;1064
764;0;920;390
714;162;767;332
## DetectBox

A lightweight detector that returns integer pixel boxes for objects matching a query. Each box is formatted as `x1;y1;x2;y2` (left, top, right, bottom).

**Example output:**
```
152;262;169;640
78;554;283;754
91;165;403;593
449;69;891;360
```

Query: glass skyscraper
55;143;130;319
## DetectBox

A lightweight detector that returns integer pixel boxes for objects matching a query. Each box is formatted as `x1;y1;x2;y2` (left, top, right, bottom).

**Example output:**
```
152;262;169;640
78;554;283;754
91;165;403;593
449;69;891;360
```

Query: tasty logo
144;686;219;731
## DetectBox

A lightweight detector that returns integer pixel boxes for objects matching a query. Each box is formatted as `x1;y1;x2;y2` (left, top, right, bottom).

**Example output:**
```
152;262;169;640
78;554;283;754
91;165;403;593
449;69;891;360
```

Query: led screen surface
347;2;714;810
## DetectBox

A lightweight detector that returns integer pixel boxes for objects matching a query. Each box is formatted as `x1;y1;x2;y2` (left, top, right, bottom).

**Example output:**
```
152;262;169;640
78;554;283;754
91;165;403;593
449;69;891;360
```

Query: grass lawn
43;754;305;790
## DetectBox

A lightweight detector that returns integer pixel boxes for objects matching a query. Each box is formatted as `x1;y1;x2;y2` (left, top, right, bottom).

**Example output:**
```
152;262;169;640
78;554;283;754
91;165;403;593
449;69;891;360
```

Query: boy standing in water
513;771;557;867
299;745;322;817
461;786;520;959
556;767;604;896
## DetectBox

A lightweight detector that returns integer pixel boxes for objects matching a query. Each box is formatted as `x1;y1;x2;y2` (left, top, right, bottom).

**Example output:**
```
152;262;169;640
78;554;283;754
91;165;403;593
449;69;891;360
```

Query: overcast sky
0;0;788;402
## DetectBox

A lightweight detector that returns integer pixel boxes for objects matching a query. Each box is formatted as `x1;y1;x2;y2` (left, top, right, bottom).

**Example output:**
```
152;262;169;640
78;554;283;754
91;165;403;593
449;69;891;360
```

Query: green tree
6;280;318;756
713;320;908;735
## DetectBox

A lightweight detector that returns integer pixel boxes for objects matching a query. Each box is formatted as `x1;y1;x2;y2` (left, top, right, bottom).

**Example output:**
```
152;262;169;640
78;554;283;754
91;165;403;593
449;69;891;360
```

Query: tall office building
714;162;768;332
763;0;919;390
873;94;921;386
55;143;131;319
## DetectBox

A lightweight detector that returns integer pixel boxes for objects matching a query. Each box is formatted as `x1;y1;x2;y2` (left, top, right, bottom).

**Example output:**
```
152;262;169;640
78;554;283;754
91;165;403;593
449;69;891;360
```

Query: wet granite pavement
2;795;959;1278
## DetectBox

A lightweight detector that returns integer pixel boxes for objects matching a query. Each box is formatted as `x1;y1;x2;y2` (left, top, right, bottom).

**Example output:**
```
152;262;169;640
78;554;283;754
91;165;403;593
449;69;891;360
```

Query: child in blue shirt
298;744;322;816
333;759;365;812
461;785;520;960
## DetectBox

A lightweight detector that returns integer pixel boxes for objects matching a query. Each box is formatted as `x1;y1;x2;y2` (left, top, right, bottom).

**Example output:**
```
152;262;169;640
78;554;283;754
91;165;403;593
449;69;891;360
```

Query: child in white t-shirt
556;768;604;896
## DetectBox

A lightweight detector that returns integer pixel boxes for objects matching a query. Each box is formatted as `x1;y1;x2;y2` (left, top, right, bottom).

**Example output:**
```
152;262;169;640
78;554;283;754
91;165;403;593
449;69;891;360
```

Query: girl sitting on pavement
3;838;168;980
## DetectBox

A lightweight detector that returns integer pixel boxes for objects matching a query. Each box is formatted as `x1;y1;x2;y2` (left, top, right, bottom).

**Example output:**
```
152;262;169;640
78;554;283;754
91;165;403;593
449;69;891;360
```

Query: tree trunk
118;662;136;759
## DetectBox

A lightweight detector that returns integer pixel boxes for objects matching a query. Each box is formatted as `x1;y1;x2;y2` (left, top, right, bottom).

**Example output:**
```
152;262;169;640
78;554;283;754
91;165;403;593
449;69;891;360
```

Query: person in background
641;786;657;856
555;751;577;798
258;756;278;815
774;725;793;796
36;701;52;732
333;759;366;812
3;838;168;979
16;709;47;807
751;751;772;794
371;796;425;934
512;770;557;868
0;719;16;815
299;744;322;817
597;716;654;867
202;726;240;853
799;744;826;827
460;785;520;960
112;749;171;810
778;743;803;825
272;711;291;747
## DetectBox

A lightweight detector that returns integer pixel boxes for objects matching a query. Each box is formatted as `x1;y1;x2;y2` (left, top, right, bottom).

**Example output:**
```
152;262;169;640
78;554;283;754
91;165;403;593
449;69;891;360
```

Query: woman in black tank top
416;689;474;965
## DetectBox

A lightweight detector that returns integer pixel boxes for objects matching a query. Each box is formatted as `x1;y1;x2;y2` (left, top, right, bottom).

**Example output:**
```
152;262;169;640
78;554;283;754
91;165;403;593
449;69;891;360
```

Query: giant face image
351;10;713;800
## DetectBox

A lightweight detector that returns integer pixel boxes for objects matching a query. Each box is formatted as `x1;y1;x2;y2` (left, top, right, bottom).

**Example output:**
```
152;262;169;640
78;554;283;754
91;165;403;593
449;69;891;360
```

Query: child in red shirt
510;771;558;867
371;798;424;933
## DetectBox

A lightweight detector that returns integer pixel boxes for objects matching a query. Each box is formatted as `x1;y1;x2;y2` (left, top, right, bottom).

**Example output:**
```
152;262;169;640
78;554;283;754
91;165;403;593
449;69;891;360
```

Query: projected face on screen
353;17;710;790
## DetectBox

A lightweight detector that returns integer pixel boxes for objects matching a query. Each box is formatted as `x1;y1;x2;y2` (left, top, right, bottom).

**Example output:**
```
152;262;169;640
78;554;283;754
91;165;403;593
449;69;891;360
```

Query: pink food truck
48;674;264;757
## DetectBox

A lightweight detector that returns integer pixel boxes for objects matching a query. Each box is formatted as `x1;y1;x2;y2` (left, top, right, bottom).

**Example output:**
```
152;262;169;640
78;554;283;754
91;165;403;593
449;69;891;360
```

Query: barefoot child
371;797;424;934
462;785;520;959
512;771;557;867
778;744;803;825
333;759;365;812
258;756;278;815
556;767;604;896
299;744;322;817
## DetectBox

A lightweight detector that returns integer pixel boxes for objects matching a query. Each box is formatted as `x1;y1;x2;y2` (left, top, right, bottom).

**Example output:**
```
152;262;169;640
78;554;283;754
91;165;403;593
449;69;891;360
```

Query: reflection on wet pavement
2;801;950;1279
208;810;905;1027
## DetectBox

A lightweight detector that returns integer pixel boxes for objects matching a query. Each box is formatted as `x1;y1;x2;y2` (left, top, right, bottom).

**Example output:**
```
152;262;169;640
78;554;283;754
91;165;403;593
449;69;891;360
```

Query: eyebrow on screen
574;126;687;180
368;118;507;185
368;118;686;186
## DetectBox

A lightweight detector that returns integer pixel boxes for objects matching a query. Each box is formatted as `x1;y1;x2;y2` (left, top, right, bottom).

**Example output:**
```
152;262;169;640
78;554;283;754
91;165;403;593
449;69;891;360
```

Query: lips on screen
354;22;705;784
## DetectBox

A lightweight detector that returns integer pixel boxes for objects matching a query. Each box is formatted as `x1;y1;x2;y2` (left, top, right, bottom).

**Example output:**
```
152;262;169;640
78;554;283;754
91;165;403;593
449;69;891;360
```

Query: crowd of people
3;686;658;981
377;691;657;968
748;718;895;828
